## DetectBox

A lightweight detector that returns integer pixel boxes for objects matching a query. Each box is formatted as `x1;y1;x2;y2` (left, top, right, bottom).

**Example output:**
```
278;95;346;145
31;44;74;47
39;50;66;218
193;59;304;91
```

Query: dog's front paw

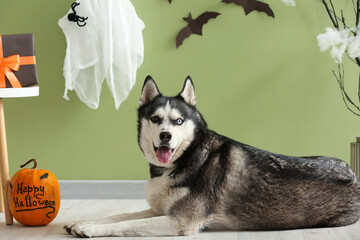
63;221;90;234
64;223;76;235
71;224;97;238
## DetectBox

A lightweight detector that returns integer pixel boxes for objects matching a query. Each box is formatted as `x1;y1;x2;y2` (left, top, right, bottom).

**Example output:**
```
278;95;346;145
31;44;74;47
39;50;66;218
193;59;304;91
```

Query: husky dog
65;76;360;238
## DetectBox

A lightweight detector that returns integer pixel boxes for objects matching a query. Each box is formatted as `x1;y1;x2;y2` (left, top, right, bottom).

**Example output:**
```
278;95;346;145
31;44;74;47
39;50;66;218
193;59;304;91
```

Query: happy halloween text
13;183;56;213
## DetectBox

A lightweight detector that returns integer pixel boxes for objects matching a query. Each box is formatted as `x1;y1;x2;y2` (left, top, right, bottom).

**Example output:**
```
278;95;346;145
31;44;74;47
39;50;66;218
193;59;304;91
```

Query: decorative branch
330;0;339;27
352;0;357;15
356;0;360;27
341;10;347;29
358;73;360;101
319;0;360;116
322;0;339;29
332;65;360;116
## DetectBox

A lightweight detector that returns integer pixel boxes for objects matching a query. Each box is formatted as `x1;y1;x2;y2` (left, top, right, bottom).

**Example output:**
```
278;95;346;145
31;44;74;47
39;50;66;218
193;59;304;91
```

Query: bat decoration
222;0;275;18
176;11;220;48
40;173;49;180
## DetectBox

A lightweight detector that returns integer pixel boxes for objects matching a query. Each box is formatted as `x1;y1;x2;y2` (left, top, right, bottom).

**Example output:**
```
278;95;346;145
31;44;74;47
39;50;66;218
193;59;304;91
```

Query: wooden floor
1;199;360;239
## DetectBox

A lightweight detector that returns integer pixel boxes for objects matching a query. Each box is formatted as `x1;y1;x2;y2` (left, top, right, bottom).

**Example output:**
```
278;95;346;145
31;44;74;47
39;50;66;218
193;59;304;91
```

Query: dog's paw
64;221;90;235
63;223;76;235
71;224;97;238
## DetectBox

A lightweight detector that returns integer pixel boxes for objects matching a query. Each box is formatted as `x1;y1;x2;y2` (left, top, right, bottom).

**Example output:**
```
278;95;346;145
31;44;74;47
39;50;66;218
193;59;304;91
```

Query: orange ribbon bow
0;35;36;88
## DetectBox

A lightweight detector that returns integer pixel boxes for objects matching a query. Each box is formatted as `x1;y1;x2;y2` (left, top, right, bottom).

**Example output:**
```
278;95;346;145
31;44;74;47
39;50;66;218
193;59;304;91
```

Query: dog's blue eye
176;118;183;125
150;116;160;123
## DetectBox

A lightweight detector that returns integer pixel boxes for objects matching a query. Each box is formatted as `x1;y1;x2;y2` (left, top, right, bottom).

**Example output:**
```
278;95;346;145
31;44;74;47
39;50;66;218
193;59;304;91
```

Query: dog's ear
139;75;160;106
179;76;196;106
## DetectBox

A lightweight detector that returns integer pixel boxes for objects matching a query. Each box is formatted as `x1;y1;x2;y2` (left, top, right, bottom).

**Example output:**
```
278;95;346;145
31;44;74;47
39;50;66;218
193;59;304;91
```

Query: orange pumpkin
8;159;61;226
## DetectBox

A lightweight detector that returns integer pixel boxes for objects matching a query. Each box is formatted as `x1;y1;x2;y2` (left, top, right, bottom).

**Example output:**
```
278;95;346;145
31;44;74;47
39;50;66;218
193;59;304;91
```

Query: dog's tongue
156;147;172;163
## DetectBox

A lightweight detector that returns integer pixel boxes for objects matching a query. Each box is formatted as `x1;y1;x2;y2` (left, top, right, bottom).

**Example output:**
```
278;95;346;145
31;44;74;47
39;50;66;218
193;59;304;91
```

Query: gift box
0;34;38;88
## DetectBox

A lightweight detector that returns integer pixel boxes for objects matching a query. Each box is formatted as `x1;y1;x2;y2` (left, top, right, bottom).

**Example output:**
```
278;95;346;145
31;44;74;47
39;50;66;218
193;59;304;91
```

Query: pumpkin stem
20;159;37;169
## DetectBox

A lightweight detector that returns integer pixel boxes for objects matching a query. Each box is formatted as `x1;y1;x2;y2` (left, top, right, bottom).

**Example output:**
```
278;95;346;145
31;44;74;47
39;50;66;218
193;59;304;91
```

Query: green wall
1;0;358;180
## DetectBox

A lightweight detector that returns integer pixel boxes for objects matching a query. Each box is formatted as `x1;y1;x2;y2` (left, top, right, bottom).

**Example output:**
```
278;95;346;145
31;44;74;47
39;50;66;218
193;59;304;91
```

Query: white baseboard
59;180;147;199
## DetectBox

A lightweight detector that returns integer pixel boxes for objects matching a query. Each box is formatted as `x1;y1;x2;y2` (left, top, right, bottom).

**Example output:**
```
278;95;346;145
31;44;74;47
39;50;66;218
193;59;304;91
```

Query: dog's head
137;76;205;167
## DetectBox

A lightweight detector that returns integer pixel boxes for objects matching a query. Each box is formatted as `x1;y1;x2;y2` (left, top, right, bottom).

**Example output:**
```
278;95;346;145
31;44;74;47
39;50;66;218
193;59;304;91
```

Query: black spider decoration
67;2;88;27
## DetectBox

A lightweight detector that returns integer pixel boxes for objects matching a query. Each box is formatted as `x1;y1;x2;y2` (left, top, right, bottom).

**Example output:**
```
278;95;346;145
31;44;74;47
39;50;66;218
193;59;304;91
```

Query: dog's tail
357;176;360;197
305;156;360;198
355;173;360;202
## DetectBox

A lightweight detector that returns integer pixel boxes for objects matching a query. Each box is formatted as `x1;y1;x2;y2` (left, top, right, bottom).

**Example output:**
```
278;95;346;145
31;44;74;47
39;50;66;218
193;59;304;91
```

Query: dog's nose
160;131;172;143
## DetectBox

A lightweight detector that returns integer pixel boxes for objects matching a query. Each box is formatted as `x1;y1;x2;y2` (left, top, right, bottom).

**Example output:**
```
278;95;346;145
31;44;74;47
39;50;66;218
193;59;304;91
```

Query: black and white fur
64;76;360;237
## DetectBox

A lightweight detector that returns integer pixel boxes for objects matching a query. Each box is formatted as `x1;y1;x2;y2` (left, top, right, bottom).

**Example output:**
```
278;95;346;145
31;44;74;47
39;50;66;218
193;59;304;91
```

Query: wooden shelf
0;86;39;98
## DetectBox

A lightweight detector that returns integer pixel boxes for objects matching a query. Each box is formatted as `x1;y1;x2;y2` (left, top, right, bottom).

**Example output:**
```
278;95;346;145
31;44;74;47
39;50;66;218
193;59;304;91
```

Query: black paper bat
40;173;49;180
222;0;274;18
176;12;220;48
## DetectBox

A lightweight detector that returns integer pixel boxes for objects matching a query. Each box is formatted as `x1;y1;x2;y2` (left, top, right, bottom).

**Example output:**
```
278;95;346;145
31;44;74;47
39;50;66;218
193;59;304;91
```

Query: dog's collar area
149;164;167;178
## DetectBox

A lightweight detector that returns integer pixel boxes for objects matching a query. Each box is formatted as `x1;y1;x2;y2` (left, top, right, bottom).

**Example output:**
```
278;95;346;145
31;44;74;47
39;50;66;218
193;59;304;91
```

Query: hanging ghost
58;0;145;109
